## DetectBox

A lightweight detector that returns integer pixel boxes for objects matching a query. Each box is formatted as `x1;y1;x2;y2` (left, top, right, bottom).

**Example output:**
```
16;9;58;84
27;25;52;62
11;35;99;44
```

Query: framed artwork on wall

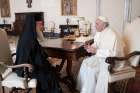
0;0;11;17
61;0;77;16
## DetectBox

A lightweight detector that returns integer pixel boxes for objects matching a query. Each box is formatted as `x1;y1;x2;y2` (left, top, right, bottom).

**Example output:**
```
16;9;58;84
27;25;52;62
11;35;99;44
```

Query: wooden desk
40;38;90;91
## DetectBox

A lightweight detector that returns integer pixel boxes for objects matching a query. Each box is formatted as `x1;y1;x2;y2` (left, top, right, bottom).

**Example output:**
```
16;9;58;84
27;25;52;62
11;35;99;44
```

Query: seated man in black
14;14;62;93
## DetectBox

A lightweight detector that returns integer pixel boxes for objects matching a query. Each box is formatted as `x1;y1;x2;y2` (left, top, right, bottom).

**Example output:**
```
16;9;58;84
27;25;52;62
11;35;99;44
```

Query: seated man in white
77;16;124;93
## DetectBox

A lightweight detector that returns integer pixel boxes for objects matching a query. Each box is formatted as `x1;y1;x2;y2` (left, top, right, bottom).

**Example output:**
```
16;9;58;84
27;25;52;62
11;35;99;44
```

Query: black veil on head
15;14;37;65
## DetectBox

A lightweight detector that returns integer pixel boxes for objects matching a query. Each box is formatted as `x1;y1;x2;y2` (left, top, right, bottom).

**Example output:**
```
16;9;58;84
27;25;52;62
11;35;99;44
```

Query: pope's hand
85;45;97;54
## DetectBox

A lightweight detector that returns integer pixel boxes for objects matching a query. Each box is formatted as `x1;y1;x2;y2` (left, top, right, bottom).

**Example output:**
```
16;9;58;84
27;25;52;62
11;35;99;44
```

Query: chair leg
122;79;129;93
31;88;36;93
108;82;118;93
10;88;20;93
108;83;113;93
125;78;135;93
2;86;5;93
108;79;130;93
3;87;11;93
1;86;11;93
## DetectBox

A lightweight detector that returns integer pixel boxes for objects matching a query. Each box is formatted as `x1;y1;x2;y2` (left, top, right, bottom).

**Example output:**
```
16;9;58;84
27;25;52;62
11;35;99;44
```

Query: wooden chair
0;29;37;93
106;18;140;93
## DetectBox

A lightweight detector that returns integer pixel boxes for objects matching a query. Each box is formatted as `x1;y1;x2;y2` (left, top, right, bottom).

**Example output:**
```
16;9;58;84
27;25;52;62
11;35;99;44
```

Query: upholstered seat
2;72;36;89
109;66;135;83
106;17;140;93
0;29;37;93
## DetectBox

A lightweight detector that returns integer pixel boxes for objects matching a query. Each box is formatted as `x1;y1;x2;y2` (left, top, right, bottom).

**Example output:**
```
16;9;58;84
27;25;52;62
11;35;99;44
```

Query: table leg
56;59;66;72
65;59;77;92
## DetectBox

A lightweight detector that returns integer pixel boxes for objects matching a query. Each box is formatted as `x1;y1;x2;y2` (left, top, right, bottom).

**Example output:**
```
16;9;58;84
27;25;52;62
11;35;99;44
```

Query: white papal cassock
77;27;124;93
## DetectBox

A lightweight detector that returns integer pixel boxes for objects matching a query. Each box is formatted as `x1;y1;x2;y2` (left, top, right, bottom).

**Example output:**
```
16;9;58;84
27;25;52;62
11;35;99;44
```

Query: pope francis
77;16;124;93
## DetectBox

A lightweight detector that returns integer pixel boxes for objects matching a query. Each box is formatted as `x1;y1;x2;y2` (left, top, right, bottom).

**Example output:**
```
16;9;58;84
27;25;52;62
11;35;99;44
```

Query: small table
40;37;93;91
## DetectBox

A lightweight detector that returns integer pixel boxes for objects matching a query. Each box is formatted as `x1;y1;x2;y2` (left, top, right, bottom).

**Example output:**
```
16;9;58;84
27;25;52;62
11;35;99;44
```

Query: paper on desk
74;36;94;43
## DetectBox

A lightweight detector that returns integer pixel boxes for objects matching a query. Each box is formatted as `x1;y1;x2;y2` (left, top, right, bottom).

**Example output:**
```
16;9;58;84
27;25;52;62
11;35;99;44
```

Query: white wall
131;0;140;21
0;0;96;33
101;0;125;33
0;0;140;33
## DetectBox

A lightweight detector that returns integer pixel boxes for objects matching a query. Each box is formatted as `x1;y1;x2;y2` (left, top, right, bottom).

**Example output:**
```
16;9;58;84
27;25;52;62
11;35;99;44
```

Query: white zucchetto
97;16;108;22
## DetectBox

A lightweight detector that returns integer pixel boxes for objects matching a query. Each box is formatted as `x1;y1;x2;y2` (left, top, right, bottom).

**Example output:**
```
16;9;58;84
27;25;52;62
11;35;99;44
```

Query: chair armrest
7;64;33;74
85;39;94;45
0;63;33;80
105;51;140;72
7;64;32;69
